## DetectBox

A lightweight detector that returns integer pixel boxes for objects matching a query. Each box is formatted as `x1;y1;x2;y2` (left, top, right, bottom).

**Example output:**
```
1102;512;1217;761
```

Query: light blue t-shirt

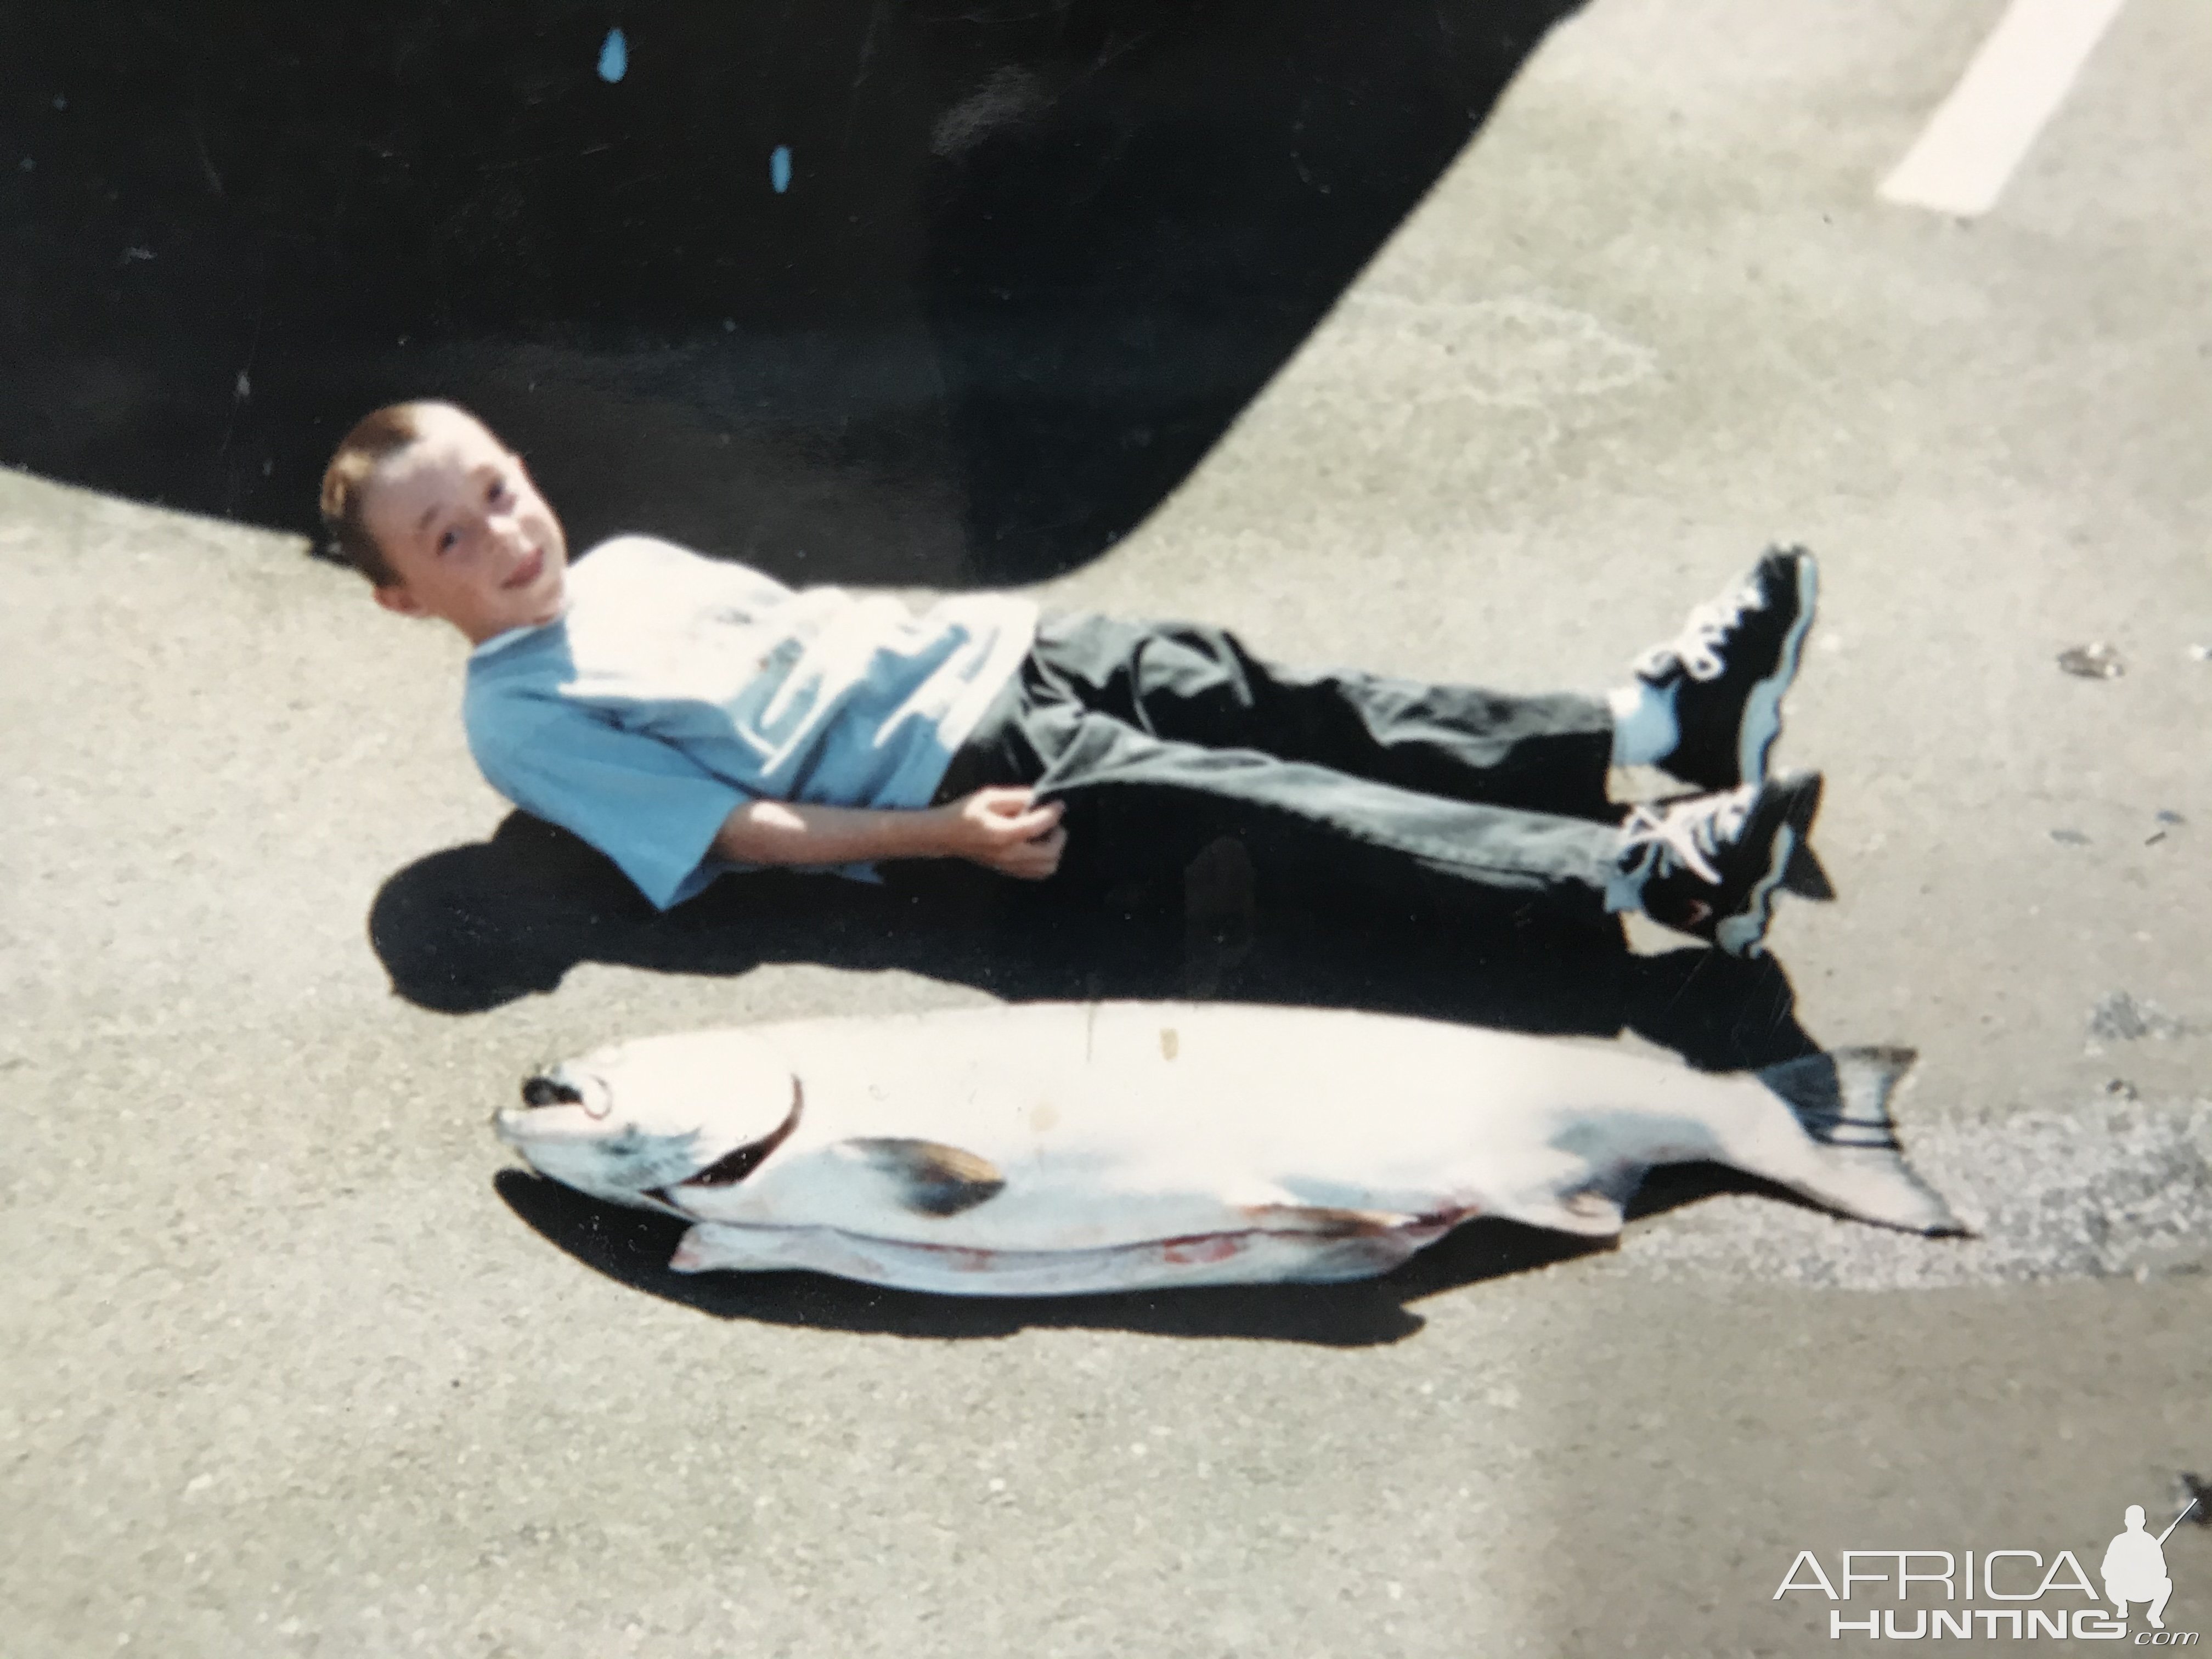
464;535;1038;910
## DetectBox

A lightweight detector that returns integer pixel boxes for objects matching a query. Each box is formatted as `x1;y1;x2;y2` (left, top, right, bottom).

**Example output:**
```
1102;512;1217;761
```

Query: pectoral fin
1242;1202;1418;1238
669;1224;717;1273
834;1138;1006;1218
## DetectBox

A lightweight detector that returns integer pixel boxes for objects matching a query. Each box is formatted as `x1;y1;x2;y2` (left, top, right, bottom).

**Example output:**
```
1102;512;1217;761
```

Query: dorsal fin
834;1138;1006;1217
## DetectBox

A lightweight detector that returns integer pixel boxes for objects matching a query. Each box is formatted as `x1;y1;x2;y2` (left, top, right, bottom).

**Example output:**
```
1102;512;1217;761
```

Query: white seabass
494;1002;1963;1296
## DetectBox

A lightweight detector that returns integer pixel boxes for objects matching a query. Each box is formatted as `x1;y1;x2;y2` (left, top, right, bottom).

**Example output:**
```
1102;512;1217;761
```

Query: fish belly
670;1215;1457;1296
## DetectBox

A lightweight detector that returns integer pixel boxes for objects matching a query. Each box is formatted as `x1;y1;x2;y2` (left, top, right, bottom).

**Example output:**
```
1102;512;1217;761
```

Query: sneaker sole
1715;771;1824;958
1734;549;1819;787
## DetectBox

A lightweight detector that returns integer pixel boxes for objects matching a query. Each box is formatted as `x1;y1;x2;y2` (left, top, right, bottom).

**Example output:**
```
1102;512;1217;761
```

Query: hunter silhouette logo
1775;1494;2202;1641
2104;1502;2194;1632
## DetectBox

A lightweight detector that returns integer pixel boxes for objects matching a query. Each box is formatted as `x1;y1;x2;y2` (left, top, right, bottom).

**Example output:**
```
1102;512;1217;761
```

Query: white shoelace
1616;785;1756;887
1633;580;1768;683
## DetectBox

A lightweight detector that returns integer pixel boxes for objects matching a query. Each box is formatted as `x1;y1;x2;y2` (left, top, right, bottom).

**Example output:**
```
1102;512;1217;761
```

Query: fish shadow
493;1167;1610;1346
491;1158;1824;1348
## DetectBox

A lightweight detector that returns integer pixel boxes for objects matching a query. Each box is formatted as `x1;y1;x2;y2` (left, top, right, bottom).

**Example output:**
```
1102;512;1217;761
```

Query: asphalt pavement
4;0;2209;1653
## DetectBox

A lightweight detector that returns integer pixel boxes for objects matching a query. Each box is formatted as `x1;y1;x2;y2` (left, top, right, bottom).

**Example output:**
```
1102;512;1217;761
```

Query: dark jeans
934;614;1625;923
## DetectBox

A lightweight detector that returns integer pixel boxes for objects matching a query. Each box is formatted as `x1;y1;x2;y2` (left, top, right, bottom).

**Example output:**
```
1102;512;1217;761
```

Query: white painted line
1878;0;2131;216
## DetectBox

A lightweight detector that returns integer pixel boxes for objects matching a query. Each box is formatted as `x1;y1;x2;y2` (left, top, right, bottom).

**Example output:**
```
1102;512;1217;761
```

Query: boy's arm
712;787;1067;880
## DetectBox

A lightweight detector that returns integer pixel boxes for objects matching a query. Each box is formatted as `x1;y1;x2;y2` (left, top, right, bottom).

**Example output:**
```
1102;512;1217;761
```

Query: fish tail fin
1755;1047;1967;1235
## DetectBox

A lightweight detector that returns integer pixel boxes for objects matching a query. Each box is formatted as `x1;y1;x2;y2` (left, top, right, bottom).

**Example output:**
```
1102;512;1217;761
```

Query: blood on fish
1159;1234;1242;1265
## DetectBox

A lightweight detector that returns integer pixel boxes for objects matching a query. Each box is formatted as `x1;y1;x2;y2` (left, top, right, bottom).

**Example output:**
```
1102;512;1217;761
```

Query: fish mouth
494;1068;611;1141
521;1075;583;1109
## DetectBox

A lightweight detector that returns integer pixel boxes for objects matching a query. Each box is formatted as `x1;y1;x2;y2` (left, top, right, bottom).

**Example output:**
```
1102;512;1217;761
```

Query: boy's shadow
377;812;1822;1345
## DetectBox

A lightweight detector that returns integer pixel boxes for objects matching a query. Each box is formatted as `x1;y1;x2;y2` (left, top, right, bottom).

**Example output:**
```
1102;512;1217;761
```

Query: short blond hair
318;401;467;585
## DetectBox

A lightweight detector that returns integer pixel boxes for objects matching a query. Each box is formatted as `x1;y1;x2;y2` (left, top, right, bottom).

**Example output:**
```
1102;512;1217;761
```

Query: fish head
494;1030;798;1209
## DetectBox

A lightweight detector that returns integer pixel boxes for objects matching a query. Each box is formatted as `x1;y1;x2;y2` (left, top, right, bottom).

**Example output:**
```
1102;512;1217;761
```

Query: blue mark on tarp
597;29;628;83
770;145;792;193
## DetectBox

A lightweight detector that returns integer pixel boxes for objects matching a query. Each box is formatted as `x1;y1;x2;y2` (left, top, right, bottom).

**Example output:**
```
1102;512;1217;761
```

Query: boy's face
363;408;570;644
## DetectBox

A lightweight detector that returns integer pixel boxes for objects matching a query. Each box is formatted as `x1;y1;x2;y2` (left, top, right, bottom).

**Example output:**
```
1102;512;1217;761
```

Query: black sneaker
1634;546;1818;791
1616;772;1824;957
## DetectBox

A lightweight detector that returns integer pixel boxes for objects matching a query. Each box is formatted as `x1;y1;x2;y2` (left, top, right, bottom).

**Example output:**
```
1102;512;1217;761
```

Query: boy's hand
936;787;1067;879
